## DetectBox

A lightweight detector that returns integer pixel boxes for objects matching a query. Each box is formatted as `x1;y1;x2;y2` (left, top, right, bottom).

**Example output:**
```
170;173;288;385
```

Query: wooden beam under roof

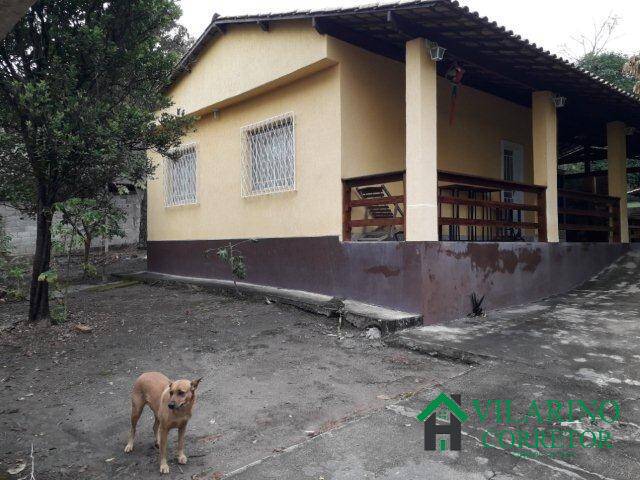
312;16;404;62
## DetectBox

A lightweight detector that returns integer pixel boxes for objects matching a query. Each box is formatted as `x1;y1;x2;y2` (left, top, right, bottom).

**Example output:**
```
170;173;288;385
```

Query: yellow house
147;1;639;323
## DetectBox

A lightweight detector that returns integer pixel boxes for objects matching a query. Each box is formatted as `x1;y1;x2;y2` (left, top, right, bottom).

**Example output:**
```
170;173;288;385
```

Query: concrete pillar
607;121;629;243
532;91;559;242
405;38;438;241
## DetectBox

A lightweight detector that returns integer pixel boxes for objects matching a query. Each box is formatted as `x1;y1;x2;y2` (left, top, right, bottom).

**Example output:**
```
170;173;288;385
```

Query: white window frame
240;112;296;197
164;143;198;207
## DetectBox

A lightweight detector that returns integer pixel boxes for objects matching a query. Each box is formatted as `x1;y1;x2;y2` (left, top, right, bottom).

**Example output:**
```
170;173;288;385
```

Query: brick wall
0;192;142;256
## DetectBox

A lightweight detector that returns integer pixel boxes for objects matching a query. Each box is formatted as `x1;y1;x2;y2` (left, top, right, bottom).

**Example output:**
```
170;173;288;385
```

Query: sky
178;0;640;60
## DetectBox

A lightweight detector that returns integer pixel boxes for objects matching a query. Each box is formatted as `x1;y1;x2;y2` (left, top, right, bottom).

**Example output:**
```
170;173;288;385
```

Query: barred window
164;144;197;207
241;113;295;197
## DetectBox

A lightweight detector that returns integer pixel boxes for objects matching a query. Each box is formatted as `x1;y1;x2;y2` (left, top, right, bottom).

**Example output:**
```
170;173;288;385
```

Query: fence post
342;182;352;241
612;198;621;243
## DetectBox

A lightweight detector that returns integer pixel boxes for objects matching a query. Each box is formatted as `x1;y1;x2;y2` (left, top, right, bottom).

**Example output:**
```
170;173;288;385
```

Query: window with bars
164;144;197;207
241;113;295;197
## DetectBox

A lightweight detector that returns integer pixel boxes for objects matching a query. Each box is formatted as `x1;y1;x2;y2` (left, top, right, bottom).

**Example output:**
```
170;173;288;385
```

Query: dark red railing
342;171;405;242
558;189;621;243
437;170;547;242
342;170;624;243
628;218;640;243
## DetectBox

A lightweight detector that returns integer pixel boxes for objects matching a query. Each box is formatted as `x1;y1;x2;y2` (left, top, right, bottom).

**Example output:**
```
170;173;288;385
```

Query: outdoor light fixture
427;41;446;61
625;126;637;136
212;109;220;119
552;95;567;108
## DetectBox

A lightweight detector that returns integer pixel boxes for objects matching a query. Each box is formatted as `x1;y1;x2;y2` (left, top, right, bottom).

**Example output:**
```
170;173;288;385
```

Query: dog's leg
153;417;160;448
177;426;187;465
124;396;144;453
159;427;170;474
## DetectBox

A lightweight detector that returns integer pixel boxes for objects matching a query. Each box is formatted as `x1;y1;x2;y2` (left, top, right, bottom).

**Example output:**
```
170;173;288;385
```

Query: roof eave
166;0;640;124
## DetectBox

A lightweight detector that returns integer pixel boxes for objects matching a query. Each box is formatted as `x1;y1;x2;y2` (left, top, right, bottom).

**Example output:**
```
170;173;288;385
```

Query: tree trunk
82;237;92;279
29;201;53;322
83;238;91;265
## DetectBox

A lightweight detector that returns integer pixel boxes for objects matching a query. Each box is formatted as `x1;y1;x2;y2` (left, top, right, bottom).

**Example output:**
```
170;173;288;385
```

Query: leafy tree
161;24;194;57
54;197;125;271
138;25;193;249
562;13;636;93
0;216;29;301
623;55;640;95
578;52;636;93
562;13;621;60
0;0;194;321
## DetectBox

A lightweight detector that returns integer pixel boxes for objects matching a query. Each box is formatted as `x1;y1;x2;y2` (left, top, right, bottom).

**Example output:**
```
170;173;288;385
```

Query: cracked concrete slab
121;248;640;479
222;360;640;479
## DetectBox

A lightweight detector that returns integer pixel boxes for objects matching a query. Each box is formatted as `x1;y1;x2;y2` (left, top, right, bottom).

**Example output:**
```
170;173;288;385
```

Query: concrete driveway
228;250;640;479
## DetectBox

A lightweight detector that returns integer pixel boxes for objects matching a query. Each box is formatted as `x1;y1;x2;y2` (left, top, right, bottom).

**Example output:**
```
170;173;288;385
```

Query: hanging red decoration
446;63;465;126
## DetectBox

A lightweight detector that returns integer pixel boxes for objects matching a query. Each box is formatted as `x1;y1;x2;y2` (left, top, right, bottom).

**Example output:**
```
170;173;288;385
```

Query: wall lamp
427;41;446;62
552;95;567;108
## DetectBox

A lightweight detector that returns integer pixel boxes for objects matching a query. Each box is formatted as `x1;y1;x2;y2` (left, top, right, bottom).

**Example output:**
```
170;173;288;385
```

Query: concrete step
113;271;422;335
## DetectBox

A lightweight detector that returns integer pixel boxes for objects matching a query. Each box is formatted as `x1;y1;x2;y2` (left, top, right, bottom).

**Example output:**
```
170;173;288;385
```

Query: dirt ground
0;271;466;479
0;246;147;328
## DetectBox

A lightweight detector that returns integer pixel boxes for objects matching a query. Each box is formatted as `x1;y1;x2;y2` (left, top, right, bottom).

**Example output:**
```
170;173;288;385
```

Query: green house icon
417;392;468;451
416;392;469;423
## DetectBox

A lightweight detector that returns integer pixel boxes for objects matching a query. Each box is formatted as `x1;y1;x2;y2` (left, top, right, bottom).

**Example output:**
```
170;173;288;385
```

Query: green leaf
38;270;59;284
217;248;230;263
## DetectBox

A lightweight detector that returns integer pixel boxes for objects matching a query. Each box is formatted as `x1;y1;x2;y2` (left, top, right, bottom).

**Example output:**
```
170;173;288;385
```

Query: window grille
241;113;295;197
164;143;197;207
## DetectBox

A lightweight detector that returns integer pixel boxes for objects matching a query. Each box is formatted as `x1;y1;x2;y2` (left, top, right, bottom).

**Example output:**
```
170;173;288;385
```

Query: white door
500;141;524;205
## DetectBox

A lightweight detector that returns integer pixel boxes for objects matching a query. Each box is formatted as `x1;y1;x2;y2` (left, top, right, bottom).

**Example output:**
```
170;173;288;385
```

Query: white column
532;91;559;242
405;38;438;241
607;121;629;243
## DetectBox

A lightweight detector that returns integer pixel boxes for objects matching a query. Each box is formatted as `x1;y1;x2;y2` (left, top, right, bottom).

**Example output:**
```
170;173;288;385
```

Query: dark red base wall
147;237;629;324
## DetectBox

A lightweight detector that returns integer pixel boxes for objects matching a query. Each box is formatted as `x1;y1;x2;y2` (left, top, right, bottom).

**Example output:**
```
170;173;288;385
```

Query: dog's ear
168;382;173;393
191;378;202;391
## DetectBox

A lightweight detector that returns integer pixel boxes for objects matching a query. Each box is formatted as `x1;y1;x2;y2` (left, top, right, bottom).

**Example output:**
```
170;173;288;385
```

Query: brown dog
124;372;202;474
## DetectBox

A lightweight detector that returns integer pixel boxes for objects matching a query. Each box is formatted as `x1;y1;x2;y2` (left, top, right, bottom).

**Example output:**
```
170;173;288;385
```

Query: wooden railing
342;171;405;241
558;189;620;243
342;170;623;243
629;218;640;243
437;171;547;242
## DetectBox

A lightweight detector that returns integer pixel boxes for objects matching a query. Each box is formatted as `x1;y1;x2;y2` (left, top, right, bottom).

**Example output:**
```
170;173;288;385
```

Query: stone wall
0;192;142;256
